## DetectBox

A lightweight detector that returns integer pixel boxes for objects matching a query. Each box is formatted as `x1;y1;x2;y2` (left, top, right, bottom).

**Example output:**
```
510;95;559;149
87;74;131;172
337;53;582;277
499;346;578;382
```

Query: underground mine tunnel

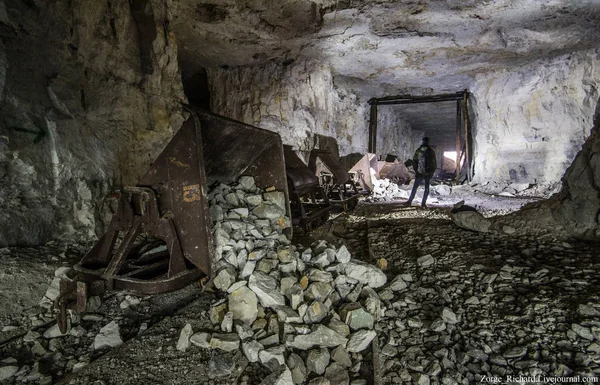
0;1;599;384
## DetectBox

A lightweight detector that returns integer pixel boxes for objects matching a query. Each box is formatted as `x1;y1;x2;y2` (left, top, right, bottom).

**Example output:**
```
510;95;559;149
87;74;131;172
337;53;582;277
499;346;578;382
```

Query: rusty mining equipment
55;107;290;332
283;145;334;233
308;149;361;211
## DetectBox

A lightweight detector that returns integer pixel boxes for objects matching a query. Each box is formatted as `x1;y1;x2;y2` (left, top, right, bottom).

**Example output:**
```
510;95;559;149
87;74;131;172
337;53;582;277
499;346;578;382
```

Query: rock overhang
172;0;600;94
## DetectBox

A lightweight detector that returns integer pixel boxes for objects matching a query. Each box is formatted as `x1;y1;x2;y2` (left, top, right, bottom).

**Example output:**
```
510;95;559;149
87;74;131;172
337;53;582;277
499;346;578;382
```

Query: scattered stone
210;333;241;352
331;345;353;368
325;362;350;385
307;348;330;375
260;364;294;385
340;303;374;330
288;353;307;384
347;330;376;352
0;366;19;381
336;246;351;264
249;272;286;308
119;295;140;309
417;255;435;267
243;340;264;363
190;332;211;348
286;325;348;350
305;301;329;324
94;321;123;350
215;267;237;291
221;311;234;333
43;323;69;338
572;324;594;340
210;300;229;325
451;211;491;232
441;308;458;324
341;261;387;288
578;304;600;317
259;345;286;370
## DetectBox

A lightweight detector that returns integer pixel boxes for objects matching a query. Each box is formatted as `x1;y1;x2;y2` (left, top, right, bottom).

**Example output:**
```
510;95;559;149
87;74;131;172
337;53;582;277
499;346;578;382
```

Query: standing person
404;137;437;208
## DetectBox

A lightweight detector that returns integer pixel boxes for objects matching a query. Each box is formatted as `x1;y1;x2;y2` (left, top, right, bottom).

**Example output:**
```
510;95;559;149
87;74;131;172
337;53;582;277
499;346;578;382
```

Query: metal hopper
55;107;290;332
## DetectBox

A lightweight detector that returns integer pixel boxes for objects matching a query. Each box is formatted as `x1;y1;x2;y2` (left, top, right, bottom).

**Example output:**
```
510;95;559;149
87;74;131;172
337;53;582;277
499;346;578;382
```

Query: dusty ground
1;188;599;385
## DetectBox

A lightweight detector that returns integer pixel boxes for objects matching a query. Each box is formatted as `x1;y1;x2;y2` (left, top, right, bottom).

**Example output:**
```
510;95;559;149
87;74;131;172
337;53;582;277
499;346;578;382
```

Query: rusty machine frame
284;145;333;232
308;149;360;211
55;108;290;332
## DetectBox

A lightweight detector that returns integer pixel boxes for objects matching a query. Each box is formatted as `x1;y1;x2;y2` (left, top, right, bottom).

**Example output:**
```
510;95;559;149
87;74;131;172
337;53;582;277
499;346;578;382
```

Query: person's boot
421;202;427;208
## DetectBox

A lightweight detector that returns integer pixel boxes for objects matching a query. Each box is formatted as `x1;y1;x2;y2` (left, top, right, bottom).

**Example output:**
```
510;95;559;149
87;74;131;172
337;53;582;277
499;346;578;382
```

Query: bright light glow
444;151;457;160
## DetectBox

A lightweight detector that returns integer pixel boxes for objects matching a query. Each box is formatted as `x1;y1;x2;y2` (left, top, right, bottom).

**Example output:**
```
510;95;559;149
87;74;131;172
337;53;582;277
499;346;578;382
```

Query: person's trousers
407;175;431;205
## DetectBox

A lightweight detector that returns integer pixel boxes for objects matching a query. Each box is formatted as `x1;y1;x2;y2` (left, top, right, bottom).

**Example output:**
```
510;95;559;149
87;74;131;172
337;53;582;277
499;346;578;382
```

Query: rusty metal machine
308;149;361;211
55;107;290;332
284;145;333;232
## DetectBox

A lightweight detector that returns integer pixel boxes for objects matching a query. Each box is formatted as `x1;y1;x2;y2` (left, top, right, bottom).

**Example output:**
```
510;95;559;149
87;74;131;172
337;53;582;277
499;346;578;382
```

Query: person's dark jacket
412;145;437;177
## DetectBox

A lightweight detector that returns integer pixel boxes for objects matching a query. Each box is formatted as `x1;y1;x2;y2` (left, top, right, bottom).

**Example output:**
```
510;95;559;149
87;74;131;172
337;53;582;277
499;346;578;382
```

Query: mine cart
55;107;290;332
308;149;360;211
283;145;334;232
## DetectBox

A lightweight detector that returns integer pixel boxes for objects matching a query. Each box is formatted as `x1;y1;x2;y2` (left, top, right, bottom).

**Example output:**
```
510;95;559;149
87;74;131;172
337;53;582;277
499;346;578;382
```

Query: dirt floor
1;188;599;385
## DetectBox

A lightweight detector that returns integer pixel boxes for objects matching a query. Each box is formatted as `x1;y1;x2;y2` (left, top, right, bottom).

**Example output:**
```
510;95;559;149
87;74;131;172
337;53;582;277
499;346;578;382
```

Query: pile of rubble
367;177;452;204
174;176;389;385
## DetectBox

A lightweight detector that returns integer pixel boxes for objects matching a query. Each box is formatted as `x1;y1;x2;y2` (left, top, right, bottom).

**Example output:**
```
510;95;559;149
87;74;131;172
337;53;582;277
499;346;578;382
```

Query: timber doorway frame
367;89;473;182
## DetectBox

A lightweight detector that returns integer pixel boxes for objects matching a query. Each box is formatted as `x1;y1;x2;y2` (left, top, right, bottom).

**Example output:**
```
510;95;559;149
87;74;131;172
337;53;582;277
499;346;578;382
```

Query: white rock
347;330;376;352
94;321;123;350
451;211;491;232
249;272;286;308
336;245;351;264
228;286;259;325
243;340;264;363
441;308;458;324
417;255;435;267
0;366;19;381
210;333;241;352
286;325;348;350
43;323;69;339
341;261;387;288
190;332;211;348
119;295;140;309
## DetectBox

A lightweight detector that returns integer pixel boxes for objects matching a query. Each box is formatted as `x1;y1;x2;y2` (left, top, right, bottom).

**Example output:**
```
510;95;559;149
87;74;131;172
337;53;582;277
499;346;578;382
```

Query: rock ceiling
172;0;600;94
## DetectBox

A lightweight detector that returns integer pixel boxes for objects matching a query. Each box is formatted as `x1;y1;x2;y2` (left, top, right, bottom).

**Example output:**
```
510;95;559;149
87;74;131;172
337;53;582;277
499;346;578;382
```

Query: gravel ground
1;188;598;385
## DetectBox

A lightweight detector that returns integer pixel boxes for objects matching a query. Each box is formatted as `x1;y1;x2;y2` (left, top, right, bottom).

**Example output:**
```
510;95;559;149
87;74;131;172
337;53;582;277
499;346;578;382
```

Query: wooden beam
462;91;471;182
370;91;464;105
368;103;378;153
456;100;461;181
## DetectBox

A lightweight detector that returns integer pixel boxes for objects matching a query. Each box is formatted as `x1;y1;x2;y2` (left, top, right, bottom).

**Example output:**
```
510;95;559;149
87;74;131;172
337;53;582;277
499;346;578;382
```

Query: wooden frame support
368;101;378;153
456;100;461;180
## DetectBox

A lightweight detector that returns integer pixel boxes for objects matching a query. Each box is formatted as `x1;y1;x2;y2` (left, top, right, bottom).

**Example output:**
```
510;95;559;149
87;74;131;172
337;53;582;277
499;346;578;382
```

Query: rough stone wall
375;106;422;162
470;48;600;189
0;0;185;246
552;99;600;240
207;61;371;158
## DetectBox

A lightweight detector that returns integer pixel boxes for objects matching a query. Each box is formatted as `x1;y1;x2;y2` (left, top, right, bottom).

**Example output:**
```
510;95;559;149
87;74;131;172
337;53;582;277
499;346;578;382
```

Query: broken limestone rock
451;211;491;232
346;329;376;352
336;245;351;264
260;345;287;371
228;286;259;325
260;364;294;385
214;266;237;291
210;333;241;352
190;332;211;349
340;303;374;330
286;325;348;350
341;261;387;288
249;272;286;308
331;345;353;368
94;321;123;350
177;323;194;351
243;340;264;363
307;348;330;375
287;353;307;384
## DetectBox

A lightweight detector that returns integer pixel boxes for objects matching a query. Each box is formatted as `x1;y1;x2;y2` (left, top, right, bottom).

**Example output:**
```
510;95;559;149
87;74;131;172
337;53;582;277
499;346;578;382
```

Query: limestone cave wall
0;0;185;246
552;99;600;241
470;48;600;190
207;61;374;157
375;106;422;162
